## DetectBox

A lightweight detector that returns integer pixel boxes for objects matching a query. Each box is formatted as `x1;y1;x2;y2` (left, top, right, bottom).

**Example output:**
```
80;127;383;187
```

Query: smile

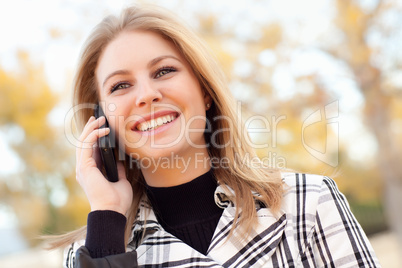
135;113;178;132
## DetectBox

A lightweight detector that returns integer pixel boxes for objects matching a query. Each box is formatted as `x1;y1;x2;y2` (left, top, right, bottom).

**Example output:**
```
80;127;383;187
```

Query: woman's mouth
134;112;179;132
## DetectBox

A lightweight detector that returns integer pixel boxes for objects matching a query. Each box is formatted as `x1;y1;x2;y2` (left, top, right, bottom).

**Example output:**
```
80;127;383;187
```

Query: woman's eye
155;67;176;79
111;82;130;93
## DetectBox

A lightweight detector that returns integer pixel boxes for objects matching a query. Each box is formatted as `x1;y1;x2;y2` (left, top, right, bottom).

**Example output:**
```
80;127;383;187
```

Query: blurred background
0;0;401;267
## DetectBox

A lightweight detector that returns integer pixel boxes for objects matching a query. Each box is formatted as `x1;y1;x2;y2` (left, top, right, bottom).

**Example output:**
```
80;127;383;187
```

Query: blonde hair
51;4;284;249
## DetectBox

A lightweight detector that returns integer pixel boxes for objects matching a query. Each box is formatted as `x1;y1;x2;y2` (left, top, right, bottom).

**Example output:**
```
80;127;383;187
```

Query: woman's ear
204;92;212;111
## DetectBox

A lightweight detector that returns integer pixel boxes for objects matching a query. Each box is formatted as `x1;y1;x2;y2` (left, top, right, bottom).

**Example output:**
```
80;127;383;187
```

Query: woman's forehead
96;30;182;75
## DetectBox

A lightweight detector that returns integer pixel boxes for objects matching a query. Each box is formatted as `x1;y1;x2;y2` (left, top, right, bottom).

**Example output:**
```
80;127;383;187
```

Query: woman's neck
141;149;211;187
146;168;221;226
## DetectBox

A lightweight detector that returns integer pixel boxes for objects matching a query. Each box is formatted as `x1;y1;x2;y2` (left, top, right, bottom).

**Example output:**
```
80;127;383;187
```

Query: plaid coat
64;173;380;267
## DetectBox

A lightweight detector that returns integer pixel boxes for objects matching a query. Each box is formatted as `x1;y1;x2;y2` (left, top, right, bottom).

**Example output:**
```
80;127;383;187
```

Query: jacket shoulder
281;172;327;187
280;172;335;217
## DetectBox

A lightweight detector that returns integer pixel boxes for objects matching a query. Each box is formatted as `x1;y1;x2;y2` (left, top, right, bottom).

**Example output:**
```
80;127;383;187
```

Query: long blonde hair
51;4;284;249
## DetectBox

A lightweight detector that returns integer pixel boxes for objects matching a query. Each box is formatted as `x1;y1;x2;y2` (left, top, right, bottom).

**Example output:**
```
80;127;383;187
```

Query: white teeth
136;114;176;131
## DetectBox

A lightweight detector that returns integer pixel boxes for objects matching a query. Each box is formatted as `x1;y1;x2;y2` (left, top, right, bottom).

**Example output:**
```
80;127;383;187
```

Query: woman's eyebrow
148;55;182;68
102;69;131;87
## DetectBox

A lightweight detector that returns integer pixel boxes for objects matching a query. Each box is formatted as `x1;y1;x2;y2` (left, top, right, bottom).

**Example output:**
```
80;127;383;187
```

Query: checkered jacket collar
127;184;287;267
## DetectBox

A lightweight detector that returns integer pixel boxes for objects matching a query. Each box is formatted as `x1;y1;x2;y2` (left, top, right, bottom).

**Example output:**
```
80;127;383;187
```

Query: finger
80;127;111;161
76;116;106;159
79;116;106;144
116;161;127;181
92;144;103;169
76;116;95;158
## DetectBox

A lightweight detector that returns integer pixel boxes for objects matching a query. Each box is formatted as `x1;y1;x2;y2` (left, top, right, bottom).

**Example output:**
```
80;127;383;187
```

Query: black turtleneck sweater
85;169;223;258
146;169;223;255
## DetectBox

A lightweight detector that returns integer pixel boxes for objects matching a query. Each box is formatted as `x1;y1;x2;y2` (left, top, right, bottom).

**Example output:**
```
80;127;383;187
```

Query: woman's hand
75;116;133;217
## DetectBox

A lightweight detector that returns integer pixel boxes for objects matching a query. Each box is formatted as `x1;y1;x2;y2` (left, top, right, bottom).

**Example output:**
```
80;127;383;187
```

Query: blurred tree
1;0;399;247
331;0;402;182
192;0;401;235
0;52;87;246
330;0;402;243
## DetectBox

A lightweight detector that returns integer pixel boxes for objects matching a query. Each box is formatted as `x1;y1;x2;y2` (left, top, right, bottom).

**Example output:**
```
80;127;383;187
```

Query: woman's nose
135;79;162;107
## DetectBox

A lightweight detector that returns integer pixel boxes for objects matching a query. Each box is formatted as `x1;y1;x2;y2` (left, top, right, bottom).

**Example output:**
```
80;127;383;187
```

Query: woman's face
96;30;210;162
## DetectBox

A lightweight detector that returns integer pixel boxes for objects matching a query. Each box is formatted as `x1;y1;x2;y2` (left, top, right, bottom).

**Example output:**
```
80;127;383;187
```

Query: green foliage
350;201;388;236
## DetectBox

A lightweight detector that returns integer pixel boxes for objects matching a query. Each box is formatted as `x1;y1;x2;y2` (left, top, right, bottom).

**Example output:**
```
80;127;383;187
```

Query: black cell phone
94;105;119;182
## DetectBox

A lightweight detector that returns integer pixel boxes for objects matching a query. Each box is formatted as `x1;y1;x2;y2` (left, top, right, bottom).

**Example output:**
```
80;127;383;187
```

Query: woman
57;4;380;267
